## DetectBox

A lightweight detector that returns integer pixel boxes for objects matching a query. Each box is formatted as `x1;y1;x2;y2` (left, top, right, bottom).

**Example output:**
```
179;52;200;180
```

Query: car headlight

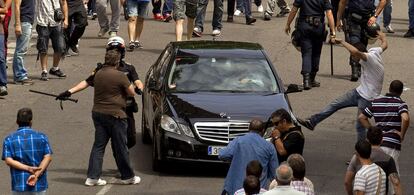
161;115;181;135
160;115;194;137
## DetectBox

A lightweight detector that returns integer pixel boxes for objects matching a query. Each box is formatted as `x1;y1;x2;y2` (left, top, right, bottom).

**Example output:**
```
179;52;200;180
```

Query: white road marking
96;178;117;195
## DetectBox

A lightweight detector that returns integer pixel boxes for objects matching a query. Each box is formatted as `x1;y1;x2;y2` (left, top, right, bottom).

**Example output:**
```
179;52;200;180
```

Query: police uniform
86;60;140;148
343;0;377;81
294;0;332;89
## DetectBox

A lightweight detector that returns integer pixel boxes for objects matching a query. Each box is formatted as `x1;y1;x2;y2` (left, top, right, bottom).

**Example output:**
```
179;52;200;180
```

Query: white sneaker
212;29;221;36
85;178;107;186
234;10;242;16
257;5;264;13
121;176;141;185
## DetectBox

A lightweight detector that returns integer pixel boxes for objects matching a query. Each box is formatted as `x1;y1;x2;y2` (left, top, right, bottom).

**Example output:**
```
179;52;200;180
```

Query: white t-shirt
354;163;386;195
356;47;384;101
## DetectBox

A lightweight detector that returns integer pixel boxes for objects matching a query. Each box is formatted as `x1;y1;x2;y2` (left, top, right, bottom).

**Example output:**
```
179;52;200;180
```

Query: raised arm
335;38;368;61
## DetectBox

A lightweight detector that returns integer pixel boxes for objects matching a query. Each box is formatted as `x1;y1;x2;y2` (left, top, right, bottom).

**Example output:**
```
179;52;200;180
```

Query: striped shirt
291;180;314;195
36;0;61;26
356;47;384;101
354;163;386;195
2;127;52;192
363;94;409;150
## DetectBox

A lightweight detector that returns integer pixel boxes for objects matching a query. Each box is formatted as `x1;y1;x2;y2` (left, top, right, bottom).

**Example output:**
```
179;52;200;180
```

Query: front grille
194;121;250;143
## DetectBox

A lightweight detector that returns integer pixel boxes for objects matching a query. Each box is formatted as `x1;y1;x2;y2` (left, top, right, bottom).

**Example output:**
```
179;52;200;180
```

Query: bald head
276;163;293;186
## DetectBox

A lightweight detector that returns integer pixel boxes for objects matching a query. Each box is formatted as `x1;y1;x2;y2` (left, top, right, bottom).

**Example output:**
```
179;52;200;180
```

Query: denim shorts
173;0;197;20
36;25;65;54
126;0;149;17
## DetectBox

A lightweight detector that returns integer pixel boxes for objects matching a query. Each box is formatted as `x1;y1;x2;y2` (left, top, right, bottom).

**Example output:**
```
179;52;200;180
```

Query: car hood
166;92;290;121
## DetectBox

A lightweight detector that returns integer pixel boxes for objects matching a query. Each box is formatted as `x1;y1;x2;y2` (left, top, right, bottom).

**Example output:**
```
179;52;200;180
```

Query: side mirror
148;78;158;90
285;84;302;94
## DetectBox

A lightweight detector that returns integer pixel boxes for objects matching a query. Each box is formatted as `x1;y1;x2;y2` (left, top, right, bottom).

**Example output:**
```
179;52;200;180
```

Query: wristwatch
272;136;280;141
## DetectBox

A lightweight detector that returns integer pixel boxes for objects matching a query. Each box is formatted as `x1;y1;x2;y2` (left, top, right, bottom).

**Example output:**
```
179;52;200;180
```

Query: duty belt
304;16;323;26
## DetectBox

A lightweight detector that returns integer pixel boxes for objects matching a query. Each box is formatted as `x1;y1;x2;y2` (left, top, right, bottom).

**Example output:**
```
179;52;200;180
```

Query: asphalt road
0;1;413;194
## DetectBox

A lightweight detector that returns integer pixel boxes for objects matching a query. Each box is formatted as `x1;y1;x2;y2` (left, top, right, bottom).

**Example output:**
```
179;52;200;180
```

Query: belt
303;16;323;26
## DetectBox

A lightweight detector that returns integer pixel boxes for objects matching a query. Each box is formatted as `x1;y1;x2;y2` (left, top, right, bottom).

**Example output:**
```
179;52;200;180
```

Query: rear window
167;57;278;93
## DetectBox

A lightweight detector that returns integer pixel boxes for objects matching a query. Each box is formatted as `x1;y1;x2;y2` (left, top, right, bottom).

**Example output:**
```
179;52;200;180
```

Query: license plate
208;146;225;156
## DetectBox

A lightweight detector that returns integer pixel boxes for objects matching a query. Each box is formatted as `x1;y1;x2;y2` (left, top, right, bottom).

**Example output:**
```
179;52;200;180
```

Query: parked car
142;41;299;171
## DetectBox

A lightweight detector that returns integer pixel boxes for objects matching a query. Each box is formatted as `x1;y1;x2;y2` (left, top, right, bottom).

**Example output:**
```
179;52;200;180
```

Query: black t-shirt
20;0;35;24
86;61;140;86
347;0;375;15
293;0;332;17
67;0;83;8
277;126;305;163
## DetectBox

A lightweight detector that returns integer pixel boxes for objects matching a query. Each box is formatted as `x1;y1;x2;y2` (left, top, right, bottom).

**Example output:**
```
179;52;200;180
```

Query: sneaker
49;68;67;78
14;78;34;85
264;13;272;21
108;31;117;37
68;45;79;56
40;72;48;81
134;41;143;49
257;5;264;13
92;13;97;20
153;13;163;20
85;178;107;186
98;28;109;37
212;29;221;36
192;27;202;37
0;86;7;96
163;13;172;22
121;176;141;185
227;16;234;22
403;29;414;38
234;9;242;16
385;25;394;33
297;118;314;131
127;41;136;52
246;17;257;25
276;8;290;17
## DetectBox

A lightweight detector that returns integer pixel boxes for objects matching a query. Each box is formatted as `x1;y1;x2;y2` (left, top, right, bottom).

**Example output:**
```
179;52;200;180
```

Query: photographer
36;0;69;81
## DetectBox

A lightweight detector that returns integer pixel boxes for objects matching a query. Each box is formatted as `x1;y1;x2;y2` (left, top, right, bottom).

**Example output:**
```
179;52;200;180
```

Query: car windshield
167;57;279;93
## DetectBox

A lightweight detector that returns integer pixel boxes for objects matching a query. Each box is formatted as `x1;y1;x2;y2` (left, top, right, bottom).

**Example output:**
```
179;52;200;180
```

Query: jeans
12;22;32;81
195;0;223;31
375;0;392;27
12;191;46;195
87;112;135;180
298;21;325;74
96;0;120;32
409;0;414;29
0;35;5;86
309;89;371;141
88;0;96;13
152;0;173;15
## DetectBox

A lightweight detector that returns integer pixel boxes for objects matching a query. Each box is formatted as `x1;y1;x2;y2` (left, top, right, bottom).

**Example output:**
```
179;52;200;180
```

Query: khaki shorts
173;0;197;20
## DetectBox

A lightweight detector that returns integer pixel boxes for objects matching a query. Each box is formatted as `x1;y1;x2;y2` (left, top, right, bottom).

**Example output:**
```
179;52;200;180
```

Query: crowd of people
0;0;412;194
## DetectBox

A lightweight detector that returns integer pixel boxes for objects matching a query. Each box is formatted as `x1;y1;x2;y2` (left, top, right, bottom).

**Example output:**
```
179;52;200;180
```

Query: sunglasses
272;120;281;126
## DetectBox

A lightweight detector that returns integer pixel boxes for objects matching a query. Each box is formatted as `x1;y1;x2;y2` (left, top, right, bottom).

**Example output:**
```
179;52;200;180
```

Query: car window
167;57;278;92
155;47;172;84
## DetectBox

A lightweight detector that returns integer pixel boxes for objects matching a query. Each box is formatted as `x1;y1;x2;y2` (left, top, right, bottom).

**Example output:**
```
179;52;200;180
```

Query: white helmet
106;36;126;58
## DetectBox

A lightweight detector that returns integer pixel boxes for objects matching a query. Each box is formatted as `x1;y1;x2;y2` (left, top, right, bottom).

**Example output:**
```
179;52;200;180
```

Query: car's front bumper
159;132;228;163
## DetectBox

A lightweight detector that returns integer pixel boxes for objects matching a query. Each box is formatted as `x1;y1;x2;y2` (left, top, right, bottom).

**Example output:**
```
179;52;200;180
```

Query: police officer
336;0;386;81
285;0;336;90
56;36;144;148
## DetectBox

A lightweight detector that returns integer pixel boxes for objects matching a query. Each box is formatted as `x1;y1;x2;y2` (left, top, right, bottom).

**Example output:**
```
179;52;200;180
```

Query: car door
146;46;173;135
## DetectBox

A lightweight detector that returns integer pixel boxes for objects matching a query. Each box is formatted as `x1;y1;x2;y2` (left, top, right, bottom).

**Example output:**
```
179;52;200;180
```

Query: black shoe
163;14;172;22
310;72;320;87
303;73;311;90
227;16;234;23
276;8;290;17
127;41;135;52
40;72;49;81
350;63;359;82
134;41;143;49
0;86;7;96
403;29;414;38
246;17;256;25
49;68;66;78
264;13;271;21
297;118;314;131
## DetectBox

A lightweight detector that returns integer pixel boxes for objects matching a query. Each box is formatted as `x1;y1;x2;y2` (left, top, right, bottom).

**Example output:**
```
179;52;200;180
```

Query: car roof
171;41;266;59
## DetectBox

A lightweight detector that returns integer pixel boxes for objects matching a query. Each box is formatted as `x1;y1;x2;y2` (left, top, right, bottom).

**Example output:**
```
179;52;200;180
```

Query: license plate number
208;146;225;156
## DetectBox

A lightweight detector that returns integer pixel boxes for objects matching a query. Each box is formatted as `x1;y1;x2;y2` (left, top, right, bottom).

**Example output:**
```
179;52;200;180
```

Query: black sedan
141;41;299;171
